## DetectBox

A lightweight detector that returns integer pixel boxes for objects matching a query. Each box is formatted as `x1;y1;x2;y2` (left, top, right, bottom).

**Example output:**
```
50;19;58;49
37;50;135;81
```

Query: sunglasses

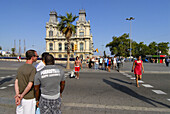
34;55;39;58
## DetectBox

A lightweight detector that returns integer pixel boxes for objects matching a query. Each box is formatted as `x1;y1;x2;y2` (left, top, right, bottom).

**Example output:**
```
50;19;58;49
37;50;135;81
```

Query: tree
0;46;2;50
158;42;169;55
148;41;158;55
106;33;130;57
11;48;16;56
57;12;78;69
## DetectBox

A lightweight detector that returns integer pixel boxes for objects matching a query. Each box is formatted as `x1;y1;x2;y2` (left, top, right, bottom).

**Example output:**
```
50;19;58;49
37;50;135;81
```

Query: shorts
16;98;36;114
75;66;80;72
39;96;61;114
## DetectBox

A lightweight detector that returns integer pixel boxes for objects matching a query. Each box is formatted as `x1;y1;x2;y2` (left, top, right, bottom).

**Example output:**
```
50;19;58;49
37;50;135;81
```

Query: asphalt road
0;61;170;114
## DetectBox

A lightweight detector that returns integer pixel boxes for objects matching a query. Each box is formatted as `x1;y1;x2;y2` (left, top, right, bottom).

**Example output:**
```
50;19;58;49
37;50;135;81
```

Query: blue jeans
95;63;99;70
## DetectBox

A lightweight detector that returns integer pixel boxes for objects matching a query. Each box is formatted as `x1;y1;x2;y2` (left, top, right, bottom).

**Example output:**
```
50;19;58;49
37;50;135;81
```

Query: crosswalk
0;72;71;90
120;71;170;102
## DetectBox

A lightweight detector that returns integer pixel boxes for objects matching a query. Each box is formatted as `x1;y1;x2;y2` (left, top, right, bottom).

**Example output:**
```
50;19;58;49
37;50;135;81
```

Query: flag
96;48;99;53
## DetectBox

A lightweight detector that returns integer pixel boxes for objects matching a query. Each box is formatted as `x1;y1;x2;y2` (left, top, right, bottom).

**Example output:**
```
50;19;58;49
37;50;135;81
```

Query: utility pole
14;40;16;54
126;17;135;62
19;40;21;55
24;39;26;54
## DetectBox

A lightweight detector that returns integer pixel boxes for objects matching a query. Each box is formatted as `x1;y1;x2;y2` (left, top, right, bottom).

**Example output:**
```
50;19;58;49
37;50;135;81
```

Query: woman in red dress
132;56;144;87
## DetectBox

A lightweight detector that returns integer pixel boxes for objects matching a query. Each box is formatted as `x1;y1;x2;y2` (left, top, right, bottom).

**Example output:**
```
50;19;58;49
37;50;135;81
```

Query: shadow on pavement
103;79;170;108
110;77;133;85
0;78;13;85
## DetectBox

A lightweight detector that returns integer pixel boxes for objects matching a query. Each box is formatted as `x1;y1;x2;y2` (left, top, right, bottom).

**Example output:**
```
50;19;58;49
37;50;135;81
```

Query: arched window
65;43;68;51
49;31;53;37
58;43;62;51
79;32;84;36
49;43;53;50
71;43;74;51
71;54;74;58
64;54;67;58
58;54;62;58
80;43;84;51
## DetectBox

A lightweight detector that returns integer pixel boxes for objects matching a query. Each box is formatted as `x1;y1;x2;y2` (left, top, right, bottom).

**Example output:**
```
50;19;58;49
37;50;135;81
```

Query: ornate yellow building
45;9;94;59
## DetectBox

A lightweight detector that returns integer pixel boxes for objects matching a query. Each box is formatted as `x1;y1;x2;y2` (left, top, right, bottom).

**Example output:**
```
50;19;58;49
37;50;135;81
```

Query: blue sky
0;0;169;55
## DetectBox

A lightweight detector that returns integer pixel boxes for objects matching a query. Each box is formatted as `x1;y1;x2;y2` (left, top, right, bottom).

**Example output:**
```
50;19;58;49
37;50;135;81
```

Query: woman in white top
94;58;99;70
113;56;117;69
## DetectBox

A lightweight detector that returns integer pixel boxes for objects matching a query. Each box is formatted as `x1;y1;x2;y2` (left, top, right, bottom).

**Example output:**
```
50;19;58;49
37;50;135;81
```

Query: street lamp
126;17;135;62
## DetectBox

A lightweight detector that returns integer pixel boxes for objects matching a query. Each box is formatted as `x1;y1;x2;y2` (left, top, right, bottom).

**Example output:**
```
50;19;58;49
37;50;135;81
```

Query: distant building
45;9;94;59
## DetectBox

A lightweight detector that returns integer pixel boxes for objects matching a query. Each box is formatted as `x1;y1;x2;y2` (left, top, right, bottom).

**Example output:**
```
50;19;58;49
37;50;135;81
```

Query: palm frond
57;12;78;36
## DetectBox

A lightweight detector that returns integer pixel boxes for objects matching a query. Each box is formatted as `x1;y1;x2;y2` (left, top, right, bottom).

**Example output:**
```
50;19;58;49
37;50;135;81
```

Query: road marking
8;84;14;87
152;90;167;95
0;77;5;79
65;73;70;76
130;77;135;80
138;80;144;83
0;87;7;90
12;74;16;77
142;84;153;88
6;75;11;78
126;75;132;78
167;99;170;101
63;102;170;112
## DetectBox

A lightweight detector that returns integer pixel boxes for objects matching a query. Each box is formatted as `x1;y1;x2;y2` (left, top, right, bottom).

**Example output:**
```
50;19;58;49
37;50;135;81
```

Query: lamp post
126;17;135;62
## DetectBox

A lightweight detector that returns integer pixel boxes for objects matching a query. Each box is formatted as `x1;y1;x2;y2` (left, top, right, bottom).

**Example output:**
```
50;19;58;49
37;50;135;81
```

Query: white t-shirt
100;58;103;63
114;58;117;63
35;61;45;71
95;60;99;64
104;58;108;63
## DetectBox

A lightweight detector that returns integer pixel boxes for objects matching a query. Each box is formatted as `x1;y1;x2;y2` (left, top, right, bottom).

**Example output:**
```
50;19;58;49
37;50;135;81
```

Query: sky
0;0;170;55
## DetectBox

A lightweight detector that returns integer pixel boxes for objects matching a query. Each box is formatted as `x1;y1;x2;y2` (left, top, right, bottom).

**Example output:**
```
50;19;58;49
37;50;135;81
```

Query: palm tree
57;12;78;69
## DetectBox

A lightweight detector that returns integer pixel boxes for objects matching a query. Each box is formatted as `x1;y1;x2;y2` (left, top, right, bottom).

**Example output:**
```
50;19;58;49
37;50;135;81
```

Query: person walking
104;57;108;70
165;57;169;67
86;56;89;68
35;52;49;71
94;58;99;70
113;56;117;69
117;57;121;72
107;57;112;72
132;55;144;87
74;56;82;79
34;54;65;114
99;56;103;70
15;50;38;114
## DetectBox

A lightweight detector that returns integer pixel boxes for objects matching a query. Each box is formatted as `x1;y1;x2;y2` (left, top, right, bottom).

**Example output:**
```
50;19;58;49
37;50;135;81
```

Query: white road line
152;90;167;95
126;75;132;78
63;102;170;112
65;73;70;76
6;75;11;78
167;99;170;101
142;84;153;88
0;77;5;79
8;84;14;87
138;80;144;83
130;77;135;80
12;74;16;77
0;87;7;90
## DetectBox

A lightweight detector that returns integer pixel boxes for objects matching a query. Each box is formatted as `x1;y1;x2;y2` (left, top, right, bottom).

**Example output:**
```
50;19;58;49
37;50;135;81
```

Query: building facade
45;9;94;59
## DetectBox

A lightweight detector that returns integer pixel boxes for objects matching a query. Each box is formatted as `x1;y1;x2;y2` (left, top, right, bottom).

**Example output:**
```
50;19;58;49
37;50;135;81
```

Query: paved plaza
0;61;170;114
